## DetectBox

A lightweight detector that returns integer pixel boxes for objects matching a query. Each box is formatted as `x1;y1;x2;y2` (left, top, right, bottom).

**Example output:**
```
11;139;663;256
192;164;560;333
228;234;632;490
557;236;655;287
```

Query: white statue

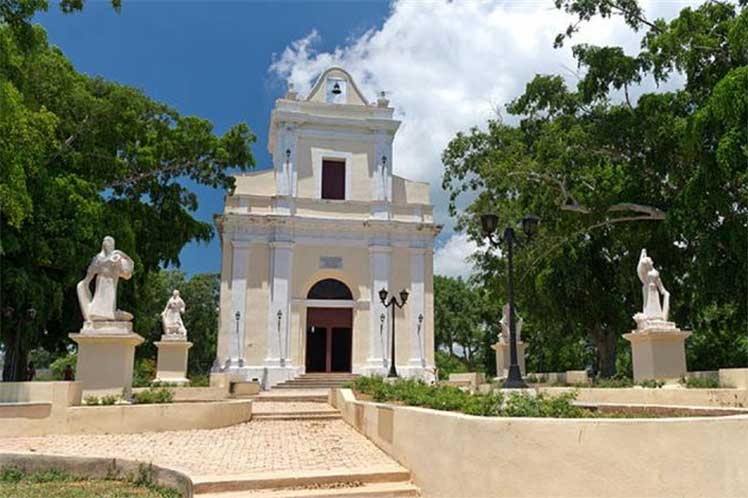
499;303;522;343
161;289;187;339
634;249;672;330
77;236;134;323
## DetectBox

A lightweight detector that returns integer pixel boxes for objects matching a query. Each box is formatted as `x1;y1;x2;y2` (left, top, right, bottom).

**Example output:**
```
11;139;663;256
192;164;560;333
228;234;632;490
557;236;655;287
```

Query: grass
0;467;180;498
682;376;720;389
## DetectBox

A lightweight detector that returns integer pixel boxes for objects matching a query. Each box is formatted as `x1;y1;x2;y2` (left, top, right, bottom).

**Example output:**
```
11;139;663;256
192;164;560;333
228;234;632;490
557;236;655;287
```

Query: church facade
214;68;440;388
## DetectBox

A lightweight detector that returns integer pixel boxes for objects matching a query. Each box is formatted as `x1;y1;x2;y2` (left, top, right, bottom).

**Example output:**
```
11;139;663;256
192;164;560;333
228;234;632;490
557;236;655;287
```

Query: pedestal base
69;332;144;393
492;341;526;378
154;341;193;385
623;328;691;382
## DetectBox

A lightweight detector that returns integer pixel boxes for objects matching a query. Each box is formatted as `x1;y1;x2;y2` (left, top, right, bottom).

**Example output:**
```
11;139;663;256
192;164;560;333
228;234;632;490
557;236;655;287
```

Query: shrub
133;358;157;387
592;375;633;388
525;374;540;384
132;387;174;404
682;376;720;389
188;374;210;387
49;352;76;380
84;395;100;405
350;376;590;418
638;379;665;388
101;395;118;405
435;351;470;380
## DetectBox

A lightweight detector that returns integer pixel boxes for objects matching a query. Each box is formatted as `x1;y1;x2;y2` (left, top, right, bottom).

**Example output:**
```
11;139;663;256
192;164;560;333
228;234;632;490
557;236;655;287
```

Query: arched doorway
305;279;353;373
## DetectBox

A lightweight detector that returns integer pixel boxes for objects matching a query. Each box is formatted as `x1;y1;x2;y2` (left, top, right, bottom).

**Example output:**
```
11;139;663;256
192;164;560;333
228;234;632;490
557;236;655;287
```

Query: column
229;241;250;367
266;241;294;367
368;245;391;370
409;247;426;368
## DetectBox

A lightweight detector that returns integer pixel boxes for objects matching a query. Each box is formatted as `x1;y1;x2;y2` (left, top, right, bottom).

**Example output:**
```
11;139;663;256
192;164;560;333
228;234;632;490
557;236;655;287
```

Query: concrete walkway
0;396;419;497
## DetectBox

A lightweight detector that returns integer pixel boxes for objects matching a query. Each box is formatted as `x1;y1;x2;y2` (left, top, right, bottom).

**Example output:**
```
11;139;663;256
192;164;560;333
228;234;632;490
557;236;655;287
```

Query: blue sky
35;1;693;279
35;1;391;276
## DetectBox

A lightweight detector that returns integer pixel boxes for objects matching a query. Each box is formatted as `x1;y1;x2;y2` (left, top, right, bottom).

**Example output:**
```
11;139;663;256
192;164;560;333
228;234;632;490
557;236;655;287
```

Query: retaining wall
331;388;748;498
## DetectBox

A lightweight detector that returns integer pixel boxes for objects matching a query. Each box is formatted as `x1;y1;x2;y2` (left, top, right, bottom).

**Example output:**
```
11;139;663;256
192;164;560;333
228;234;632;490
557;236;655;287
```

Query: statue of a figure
161;289;187;338
634;249;671;329
499;303;522;343
77;236;134;323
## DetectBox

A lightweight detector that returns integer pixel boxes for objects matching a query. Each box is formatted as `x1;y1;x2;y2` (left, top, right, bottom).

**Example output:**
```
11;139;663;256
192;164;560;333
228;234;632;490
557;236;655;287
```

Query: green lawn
0;468;180;498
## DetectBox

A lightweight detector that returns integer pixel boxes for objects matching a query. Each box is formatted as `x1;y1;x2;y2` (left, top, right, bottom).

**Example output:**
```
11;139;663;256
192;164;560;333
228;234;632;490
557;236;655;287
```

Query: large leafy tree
442;0;747;376
0;1;255;380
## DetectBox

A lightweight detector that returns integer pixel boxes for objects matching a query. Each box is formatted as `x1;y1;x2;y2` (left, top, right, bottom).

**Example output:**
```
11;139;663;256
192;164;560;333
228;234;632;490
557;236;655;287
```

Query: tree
434;275;493;370
0;1;255;379
442;0;747;376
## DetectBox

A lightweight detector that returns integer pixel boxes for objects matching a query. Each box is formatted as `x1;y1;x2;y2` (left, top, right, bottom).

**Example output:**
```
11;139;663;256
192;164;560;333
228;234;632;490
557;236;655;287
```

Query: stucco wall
332;389;748;498
0;399;252;437
538;386;748;408
296;138;374;201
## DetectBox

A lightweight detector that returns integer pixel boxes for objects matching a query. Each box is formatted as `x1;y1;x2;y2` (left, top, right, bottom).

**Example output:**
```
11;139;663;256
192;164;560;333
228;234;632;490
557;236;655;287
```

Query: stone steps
193;468;413;496
253;412;342;421
272;374;358;391
195;480;420;498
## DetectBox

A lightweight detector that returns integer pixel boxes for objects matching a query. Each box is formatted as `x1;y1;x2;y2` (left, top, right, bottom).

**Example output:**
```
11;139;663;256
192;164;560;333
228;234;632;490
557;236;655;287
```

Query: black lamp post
481;212;539;389
379;288;409;378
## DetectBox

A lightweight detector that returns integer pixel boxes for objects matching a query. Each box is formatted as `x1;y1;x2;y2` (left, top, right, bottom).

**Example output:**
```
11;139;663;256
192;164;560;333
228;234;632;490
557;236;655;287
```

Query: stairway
272;373;359;390
193;468;419;498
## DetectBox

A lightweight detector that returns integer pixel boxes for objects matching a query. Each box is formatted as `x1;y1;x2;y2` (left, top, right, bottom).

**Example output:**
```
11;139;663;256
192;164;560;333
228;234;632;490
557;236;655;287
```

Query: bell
332;82;342;95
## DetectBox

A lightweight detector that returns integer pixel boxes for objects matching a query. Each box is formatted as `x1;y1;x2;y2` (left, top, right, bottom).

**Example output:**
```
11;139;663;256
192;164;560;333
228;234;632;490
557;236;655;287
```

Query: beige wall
245;243;270;365
0;399;252;437
296;137;374;201
538;386;748;408
332;389;748;498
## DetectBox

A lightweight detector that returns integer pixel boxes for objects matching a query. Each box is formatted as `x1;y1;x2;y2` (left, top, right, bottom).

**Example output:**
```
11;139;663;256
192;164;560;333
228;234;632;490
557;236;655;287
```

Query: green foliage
131;387;174;405
441;0;748;377
638;379;665;388
132;358;156;388
0;2;255;375
434;275;498;375
100;394;118;405
682;376;720;389
502;391;589;418
435;350;469;380
49;352;76;380
592;376;634;388
83;395;99;405
188;374;210;387
351;376;591;418
0;464;180;498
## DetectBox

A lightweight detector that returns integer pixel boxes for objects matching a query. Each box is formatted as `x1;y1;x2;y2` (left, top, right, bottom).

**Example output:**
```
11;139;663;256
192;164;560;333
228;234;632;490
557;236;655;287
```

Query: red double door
305;307;352;373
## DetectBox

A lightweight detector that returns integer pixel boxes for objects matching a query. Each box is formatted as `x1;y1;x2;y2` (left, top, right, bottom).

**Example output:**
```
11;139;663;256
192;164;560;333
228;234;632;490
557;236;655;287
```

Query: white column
409;248;426;367
230;241;250;367
368;245;391;370
274;123;297;198
266;241;294;367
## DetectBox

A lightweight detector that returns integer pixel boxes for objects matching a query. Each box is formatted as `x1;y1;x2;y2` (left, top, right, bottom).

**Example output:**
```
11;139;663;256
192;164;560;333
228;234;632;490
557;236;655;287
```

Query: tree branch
105;158;199;189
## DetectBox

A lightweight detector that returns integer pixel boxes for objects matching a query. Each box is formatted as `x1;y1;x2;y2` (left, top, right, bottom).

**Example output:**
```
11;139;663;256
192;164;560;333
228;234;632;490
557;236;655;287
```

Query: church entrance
305;279;354;373
305;307;352;373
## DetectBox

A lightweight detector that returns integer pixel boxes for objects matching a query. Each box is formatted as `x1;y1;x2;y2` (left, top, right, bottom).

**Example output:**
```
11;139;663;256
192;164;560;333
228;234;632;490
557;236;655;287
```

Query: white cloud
269;0;697;278
433;232;479;279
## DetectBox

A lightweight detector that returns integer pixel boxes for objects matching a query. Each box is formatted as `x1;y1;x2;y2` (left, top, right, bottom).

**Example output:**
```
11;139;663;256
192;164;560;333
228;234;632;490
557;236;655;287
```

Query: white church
214;68;440;388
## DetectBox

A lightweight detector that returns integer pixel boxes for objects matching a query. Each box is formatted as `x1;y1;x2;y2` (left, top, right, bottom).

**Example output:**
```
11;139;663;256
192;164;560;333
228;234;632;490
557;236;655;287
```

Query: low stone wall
538;386;748;408
720;368;748;389
331;388;748;498
0;453;192;497
0;381;82;407
0;399;252;437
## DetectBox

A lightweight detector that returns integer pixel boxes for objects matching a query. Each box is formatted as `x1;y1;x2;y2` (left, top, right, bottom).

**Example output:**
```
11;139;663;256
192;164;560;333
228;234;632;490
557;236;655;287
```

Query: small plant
100;395;118;405
132;387;175;404
188;374;210;387
638;379;665;388
84;395;100;405
592;376;634;388
525;374;540;384
0;466;24;483
682;376;720;389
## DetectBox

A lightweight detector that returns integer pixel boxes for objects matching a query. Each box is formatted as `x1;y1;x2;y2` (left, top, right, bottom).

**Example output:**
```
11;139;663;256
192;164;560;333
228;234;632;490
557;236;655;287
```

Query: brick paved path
0;418;401;477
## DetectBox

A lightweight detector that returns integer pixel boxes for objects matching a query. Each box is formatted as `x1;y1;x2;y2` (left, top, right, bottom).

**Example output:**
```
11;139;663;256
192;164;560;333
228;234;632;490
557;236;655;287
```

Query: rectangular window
321;159;346;200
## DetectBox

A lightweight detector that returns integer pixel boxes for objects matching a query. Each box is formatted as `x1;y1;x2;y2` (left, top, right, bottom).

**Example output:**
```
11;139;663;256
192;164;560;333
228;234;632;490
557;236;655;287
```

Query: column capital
269;240;295;250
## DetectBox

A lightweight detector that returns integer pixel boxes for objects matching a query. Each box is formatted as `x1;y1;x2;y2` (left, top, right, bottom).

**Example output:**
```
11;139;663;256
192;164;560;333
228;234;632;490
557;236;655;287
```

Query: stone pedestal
492;341;526;378
69;327;144;393
154;340;193;385
623;328;691;382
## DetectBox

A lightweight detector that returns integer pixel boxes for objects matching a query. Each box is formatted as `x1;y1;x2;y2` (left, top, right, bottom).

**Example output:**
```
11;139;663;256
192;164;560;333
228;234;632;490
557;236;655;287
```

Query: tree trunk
1;335;28;382
595;328;618;378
